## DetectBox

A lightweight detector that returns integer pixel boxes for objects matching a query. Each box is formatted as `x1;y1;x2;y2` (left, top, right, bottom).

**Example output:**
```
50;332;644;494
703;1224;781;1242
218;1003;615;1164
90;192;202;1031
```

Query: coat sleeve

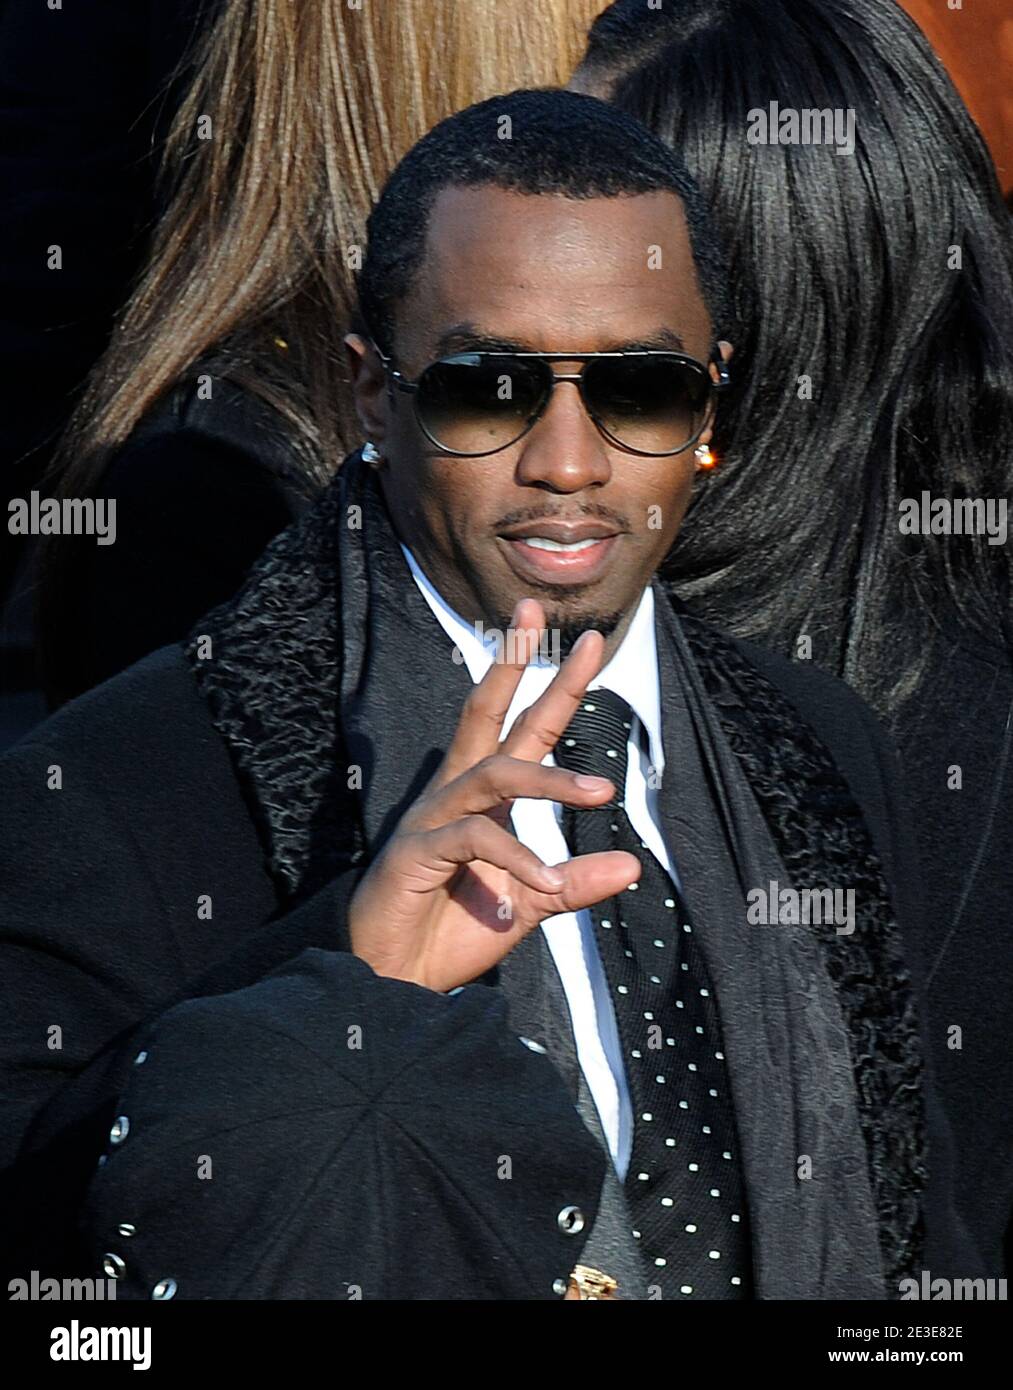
0;654;360;1274
0;709;366;1279
80;950;606;1300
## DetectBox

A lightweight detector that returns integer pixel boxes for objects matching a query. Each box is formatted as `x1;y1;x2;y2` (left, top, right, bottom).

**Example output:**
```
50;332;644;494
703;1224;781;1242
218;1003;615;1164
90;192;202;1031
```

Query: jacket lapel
337;465;473;852
336;466;587;1099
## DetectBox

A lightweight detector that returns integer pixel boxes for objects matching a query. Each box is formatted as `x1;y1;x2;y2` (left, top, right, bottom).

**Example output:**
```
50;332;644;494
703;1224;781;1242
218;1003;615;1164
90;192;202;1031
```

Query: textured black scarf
184;451;925;1294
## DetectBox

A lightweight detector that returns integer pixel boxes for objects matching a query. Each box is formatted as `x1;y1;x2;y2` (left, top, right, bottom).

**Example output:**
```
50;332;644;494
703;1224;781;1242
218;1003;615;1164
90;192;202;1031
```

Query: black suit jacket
0;574;980;1297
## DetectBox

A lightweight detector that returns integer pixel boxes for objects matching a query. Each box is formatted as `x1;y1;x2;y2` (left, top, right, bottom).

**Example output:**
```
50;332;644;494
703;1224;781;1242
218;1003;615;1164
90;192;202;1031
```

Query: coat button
557;1205;585;1235
133;1050;148;1066
552;1278;569;1296
151;1279;178;1300
519;1037;547;1055
103;1254;125;1279
109;1116;130;1145
117;1223;136;1238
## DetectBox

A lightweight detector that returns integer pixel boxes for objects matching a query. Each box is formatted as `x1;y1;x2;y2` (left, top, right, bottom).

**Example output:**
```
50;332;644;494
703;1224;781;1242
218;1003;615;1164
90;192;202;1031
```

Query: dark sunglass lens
586;356;711;453
416;355;548;454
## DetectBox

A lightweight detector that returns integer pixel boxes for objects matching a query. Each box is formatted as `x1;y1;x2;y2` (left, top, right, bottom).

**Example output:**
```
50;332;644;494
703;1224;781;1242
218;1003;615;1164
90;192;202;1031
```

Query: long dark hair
578;0;1013;714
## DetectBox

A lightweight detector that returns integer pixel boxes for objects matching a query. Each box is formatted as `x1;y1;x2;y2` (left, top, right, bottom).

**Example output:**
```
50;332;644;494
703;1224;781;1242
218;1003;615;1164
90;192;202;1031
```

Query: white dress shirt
401;544;681;1180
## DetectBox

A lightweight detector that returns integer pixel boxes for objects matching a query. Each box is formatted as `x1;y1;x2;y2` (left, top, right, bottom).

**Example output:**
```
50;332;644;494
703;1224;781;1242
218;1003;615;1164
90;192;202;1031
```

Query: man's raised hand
347;599;641;991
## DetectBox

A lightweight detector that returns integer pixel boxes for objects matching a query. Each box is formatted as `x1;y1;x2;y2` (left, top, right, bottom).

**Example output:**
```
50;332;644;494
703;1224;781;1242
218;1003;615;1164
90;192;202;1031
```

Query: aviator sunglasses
372;344;730;458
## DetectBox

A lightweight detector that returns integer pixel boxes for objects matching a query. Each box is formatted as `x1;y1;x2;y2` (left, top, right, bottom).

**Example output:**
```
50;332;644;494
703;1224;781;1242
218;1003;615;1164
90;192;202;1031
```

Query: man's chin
494;604;627;662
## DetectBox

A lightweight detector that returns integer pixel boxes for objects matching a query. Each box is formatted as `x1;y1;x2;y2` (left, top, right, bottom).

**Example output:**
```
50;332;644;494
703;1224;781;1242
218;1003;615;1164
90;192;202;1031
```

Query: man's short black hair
355;88;730;357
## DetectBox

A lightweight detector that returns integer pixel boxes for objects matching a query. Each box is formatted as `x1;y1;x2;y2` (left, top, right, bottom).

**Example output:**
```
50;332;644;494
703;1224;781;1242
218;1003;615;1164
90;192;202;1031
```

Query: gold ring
567;1265;620;1300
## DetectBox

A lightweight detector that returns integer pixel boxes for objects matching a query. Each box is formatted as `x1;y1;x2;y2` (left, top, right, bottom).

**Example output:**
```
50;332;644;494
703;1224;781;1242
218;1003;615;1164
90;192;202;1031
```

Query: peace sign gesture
348;598;641;992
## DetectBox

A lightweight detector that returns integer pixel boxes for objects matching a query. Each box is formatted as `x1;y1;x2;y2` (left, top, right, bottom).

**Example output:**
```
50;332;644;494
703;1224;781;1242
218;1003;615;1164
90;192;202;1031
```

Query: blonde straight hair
55;0;609;496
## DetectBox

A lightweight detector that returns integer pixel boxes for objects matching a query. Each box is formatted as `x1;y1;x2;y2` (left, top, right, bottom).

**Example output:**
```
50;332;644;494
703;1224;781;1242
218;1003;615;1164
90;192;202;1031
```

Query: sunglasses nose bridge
514;368;613;489
531;367;606;439
546;365;621;451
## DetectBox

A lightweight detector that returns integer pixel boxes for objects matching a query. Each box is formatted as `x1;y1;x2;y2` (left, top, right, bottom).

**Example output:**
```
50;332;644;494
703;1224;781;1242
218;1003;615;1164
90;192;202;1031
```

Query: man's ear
344;334;390;447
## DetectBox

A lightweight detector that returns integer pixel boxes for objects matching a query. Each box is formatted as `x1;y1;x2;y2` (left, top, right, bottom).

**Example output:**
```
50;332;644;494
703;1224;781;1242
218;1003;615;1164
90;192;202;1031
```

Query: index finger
501;627;607;764
429;597;545;789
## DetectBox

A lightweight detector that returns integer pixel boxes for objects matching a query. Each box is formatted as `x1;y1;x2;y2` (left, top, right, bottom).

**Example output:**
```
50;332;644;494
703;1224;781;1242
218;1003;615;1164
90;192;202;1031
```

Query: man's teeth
521;536;602;552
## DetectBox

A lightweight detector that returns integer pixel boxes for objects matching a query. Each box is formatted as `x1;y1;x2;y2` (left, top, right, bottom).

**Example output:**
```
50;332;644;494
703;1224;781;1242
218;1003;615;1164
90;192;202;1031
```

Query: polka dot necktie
554;688;752;1299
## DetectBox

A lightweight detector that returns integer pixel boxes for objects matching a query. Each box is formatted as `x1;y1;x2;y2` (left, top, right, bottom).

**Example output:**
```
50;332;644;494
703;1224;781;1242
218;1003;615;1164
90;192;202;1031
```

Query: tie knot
553;687;634;797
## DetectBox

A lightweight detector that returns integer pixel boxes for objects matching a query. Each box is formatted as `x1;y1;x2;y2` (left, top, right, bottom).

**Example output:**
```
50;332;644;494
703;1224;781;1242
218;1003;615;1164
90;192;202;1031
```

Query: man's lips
498;520;619;543
496;520;624;584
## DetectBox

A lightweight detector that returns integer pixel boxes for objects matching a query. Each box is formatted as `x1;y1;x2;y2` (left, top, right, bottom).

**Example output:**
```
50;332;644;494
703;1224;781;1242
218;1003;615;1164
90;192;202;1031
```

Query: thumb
542;849;642;918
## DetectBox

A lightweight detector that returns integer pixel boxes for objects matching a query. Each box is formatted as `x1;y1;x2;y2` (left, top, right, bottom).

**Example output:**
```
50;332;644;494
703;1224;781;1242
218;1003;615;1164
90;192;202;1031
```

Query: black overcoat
0;466;983;1298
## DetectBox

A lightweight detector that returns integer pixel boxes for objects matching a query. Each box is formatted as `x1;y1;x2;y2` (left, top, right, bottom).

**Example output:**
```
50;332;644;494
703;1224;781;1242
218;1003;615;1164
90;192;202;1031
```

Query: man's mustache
492;502;631;532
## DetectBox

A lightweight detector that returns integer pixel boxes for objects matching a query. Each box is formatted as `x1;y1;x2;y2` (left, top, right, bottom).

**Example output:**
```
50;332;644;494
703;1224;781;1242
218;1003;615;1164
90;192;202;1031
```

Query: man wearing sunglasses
1;91;975;1301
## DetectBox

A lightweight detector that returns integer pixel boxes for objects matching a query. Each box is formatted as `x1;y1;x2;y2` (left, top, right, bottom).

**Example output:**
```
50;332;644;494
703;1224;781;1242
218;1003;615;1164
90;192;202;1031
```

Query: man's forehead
426;181;689;245
398;184;712;358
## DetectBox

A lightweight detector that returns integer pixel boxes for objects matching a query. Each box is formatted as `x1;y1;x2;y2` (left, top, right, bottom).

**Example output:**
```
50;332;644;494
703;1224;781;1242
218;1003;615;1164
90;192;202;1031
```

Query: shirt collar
400;543;664;774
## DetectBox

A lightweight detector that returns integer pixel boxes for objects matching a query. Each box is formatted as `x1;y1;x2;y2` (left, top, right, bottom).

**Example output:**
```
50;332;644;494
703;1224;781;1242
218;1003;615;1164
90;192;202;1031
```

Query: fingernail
540;865;565;889
575;774;612;790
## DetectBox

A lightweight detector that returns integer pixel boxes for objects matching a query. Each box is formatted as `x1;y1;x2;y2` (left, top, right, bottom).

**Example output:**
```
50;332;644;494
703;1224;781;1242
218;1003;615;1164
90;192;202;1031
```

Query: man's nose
514;378;612;492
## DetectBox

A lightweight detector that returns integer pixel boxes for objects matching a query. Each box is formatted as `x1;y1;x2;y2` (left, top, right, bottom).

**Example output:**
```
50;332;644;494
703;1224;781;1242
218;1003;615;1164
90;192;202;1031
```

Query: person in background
0;0;218;742
35;0;609;708
571;0;1013;1277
